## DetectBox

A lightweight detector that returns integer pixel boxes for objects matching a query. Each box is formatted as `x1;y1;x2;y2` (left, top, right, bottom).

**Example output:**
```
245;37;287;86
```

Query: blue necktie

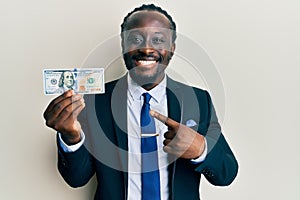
141;93;161;200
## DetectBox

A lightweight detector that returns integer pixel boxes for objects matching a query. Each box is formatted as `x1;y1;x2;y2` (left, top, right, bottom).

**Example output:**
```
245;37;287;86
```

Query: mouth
132;55;162;68
135;60;157;66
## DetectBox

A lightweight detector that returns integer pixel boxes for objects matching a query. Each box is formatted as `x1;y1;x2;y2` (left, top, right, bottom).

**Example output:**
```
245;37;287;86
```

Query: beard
128;64;165;87
123;49;171;88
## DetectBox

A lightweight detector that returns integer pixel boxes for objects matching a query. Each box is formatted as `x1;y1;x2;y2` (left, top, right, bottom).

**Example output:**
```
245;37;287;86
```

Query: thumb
150;110;179;130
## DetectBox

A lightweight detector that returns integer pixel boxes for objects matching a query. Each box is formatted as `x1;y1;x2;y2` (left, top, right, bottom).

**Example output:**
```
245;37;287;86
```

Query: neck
141;83;159;91
141;73;165;91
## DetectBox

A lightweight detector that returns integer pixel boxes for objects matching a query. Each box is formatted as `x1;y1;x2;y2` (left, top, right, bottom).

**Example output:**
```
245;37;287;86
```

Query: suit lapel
110;76;129;198
166;77;182;126
166;77;183;200
166;77;204;199
111;76;128;152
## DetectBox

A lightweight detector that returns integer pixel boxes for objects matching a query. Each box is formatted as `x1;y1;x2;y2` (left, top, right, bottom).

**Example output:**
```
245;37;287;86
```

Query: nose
140;43;155;55
137;38;156;54
138;47;155;55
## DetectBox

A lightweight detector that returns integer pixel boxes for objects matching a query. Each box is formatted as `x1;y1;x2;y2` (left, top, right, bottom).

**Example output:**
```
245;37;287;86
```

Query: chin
129;69;162;86
125;56;166;86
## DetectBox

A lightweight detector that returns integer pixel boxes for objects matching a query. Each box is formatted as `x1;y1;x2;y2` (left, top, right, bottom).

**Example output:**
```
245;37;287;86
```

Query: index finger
150;109;179;129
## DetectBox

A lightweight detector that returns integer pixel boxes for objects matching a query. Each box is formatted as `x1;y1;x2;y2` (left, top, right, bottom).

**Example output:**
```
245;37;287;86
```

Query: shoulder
167;77;211;101
104;76;127;94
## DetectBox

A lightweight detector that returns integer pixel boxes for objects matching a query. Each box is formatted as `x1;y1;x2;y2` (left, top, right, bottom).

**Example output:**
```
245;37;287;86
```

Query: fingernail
149;110;155;117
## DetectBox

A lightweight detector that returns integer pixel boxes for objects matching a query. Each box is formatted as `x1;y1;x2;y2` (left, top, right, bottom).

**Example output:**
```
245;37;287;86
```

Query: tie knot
143;93;152;104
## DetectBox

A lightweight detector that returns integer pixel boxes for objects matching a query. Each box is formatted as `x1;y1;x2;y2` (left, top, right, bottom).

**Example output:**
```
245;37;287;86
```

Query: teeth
137;60;156;65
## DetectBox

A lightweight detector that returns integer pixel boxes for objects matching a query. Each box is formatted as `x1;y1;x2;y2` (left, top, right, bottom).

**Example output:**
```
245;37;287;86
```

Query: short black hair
121;4;177;42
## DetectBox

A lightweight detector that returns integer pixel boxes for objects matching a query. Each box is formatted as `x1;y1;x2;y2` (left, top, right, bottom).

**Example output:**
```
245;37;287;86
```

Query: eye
152;37;165;44
127;34;143;45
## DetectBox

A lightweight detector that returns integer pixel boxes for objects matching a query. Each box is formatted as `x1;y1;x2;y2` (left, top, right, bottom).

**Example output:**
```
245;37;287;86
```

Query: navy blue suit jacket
57;76;238;200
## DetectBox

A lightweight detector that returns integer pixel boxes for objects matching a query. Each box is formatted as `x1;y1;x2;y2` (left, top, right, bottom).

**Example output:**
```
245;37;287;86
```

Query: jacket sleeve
57;100;95;188
195;91;238;186
57;141;95;187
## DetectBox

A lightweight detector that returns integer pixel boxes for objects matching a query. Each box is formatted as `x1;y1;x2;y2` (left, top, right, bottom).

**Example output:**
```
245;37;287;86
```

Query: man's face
63;71;74;88
122;11;175;87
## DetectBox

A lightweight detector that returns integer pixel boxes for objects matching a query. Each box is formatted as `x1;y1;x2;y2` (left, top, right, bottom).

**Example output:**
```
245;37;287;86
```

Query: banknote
43;68;105;95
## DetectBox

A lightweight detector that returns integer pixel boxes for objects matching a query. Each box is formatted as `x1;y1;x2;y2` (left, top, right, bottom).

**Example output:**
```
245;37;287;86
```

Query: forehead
125;10;171;30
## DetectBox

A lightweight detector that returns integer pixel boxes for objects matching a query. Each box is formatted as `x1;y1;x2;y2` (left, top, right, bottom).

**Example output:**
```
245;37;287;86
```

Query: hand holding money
43;90;85;145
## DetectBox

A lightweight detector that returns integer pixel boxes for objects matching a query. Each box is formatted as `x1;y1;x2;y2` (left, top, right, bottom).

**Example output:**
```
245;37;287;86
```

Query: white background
0;0;299;199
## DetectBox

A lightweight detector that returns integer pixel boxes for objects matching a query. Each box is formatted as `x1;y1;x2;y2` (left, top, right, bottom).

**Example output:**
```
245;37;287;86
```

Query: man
55;70;75;93
43;4;238;200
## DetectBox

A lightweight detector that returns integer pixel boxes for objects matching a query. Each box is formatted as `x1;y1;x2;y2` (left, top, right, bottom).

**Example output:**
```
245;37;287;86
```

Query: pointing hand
150;110;205;159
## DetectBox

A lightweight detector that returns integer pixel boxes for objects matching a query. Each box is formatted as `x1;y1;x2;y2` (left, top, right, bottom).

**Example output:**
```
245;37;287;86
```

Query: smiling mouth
133;54;162;67
135;60;157;66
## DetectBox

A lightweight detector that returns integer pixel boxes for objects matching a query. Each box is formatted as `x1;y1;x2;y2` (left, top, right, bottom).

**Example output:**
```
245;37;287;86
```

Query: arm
43;90;95;187
151;91;238;186
194;92;238;186
57;136;95;188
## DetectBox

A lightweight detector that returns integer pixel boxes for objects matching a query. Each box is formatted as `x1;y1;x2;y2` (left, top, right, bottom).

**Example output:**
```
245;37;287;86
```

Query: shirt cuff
190;138;207;164
58;131;85;153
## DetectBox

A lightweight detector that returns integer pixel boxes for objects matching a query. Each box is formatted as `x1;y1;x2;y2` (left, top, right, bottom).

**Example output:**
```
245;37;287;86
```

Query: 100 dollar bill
43;68;105;95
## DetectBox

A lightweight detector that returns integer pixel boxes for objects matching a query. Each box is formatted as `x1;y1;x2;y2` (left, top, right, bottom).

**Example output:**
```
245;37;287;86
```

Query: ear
170;43;176;57
120;33;125;54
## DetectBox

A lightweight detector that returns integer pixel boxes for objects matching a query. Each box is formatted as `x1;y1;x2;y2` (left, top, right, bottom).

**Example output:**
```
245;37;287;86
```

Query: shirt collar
127;74;167;103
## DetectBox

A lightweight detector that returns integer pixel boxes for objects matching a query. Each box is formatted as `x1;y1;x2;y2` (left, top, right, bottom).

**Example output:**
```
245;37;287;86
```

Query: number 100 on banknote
43;68;105;95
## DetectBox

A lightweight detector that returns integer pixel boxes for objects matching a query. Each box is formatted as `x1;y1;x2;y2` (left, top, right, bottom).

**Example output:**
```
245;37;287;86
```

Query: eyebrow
127;30;166;34
127;30;140;34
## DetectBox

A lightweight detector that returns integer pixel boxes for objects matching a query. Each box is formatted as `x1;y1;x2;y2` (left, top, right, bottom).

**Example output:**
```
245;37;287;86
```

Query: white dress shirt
127;74;169;200
58;74;207;200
